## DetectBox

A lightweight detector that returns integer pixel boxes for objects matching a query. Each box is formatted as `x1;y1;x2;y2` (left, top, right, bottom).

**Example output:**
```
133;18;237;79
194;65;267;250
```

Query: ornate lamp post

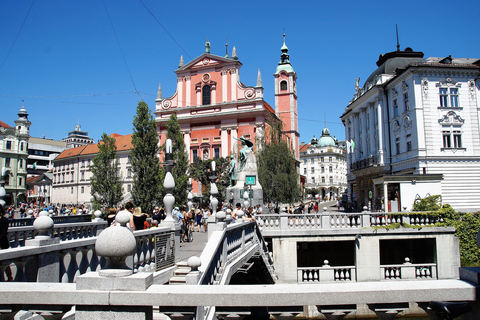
209;161;218;219
162;139;175;222
187;178;193;213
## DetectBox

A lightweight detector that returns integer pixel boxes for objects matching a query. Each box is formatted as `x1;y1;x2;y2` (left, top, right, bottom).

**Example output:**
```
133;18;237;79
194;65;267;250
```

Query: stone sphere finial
33;212;54;238
187;256;202;271
95;210;136;277
323;207;327;211
116;210;131;226
94;210;102;219
216;211;226;222
236;210;244;220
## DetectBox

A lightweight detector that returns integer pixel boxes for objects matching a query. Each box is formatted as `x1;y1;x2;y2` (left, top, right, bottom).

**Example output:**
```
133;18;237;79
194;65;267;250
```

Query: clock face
202;73;210;82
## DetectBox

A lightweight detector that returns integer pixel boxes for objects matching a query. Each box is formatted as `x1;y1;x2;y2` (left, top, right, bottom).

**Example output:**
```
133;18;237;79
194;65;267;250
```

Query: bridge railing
7;221;107;248
256;211;445;230
8;214;93;227
0;225;175;283
198;220;275;286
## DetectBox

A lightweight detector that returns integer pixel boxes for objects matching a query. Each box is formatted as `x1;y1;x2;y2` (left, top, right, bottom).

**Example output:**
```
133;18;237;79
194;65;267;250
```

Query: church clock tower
274;34;299;159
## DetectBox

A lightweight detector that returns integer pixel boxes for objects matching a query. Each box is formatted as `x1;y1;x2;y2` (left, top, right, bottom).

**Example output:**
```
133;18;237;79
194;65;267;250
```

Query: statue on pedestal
234;136;254;172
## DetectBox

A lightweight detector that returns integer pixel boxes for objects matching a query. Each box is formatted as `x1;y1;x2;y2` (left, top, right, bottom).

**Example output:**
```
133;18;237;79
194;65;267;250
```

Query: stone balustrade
256;211;445;231
298;265;356;283
8;214;93;227
7;221;107;248
0;225;175;283
381;258;437;280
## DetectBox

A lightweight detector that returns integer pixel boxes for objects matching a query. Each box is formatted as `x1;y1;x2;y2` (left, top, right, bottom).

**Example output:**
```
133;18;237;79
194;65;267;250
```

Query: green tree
189;156;230;205
257;117;301;209
164;113;189;206
130;101;164;214
413;194;442;211
90;133;123;211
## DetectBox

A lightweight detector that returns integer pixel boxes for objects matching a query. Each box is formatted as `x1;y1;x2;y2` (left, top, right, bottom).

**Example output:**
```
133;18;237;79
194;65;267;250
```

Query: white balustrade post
76;209;154;319
401;257;416;279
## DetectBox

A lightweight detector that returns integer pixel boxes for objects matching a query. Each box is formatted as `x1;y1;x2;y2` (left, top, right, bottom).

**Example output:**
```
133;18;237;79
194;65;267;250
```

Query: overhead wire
0;91;136;98
0;0;35;73
137;0;192;60
101;0;143;101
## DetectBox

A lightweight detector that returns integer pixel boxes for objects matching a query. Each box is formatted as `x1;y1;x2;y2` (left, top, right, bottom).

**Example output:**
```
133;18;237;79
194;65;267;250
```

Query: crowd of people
1;202;92;219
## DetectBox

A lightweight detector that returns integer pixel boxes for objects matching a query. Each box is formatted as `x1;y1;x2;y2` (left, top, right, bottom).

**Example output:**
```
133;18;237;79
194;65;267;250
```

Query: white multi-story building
0;105;30;206
26;137;67;204
300;127;347;200
340;47;480;212
52;133;133;206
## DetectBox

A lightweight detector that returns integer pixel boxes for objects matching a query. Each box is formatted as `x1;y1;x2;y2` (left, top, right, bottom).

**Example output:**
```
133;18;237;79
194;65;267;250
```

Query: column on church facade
255;123;264;151
185;76;191;106
376;99;384;165
230;69;237;101
211;82;216;105
221;69;228;102
196;83;201;106
231;127;238;154
221;128;229;157
177;76;183;107
183;130;191;160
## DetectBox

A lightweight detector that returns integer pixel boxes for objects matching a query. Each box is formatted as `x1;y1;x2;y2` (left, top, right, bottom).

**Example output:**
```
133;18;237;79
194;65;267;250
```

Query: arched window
202;85;211;105
280;80;288;91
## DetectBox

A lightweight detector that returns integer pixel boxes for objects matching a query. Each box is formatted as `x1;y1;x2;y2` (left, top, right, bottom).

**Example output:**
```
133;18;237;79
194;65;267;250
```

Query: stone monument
226;136;263;209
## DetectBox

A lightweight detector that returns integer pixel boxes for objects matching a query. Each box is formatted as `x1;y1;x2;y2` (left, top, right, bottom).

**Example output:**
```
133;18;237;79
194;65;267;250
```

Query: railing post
76;210;153;319
361;208;371;227
280;207;288;229
401;257;416;279
321;207;331;229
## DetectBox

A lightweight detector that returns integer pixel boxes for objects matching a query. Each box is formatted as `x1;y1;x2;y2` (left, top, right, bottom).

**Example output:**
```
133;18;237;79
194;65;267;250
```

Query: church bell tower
274;34;299;159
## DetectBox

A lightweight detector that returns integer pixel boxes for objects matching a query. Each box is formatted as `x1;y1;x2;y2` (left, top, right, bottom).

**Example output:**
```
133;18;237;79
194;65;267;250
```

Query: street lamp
162;139;175;222
209;161;218;219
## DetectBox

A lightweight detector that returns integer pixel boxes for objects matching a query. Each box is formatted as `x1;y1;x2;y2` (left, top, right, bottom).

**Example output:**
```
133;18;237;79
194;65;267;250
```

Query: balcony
350;155;380;171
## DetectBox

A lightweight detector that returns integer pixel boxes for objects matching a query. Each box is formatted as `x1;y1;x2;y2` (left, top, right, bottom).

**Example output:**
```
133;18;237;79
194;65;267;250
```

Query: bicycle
185;227;193;242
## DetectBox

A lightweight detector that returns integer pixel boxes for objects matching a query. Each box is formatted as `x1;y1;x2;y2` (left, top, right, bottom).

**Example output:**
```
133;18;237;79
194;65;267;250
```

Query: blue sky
1;0;479;145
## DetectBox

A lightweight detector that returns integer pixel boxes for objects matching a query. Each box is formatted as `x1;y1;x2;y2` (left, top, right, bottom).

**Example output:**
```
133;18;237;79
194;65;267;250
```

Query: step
174;267;191;277
169;276;187;285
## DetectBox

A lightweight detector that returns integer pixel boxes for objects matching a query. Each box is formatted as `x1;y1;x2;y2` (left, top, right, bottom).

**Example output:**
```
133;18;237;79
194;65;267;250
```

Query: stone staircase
168;261;191;285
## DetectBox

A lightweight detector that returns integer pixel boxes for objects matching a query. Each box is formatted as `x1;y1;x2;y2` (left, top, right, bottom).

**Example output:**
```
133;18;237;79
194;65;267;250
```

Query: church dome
317;127;336;147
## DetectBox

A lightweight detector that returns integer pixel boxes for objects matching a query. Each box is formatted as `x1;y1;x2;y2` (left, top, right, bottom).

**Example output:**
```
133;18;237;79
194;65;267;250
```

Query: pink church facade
155;38;298;194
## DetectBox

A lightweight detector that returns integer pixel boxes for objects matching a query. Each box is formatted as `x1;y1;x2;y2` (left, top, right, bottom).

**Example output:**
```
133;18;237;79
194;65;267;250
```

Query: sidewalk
176;228;209;262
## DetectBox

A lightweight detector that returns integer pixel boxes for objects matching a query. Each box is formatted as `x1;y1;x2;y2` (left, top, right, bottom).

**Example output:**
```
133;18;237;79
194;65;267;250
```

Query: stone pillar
355;235;381;282
383;182;388;213
369;104;376;156
376;100;384;165
273;237;297;283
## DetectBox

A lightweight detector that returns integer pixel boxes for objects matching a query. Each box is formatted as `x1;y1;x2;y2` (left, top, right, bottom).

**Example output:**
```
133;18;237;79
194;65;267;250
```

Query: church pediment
176;53;241;73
